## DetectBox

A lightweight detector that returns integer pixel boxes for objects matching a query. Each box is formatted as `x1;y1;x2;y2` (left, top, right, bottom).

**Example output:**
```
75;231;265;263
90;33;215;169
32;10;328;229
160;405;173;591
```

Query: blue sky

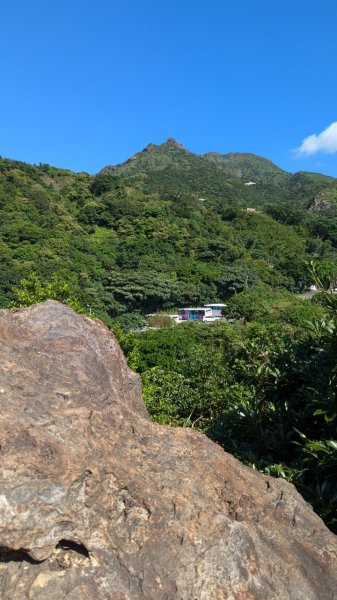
1;0;337;175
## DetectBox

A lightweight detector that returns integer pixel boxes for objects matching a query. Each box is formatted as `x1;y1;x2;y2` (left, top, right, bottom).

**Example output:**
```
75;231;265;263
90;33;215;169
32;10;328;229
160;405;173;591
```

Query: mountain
102;138;247;201
102;138;336;208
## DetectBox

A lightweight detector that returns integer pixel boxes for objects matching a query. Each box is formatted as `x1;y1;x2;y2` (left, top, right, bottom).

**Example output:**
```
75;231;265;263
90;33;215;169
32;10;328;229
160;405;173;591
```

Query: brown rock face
0;301;337;599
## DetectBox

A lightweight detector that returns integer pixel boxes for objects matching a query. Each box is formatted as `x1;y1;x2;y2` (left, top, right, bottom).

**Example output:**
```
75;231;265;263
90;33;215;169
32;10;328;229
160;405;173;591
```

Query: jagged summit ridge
101;138;293;189
117;137;190;168
140;137;188;154
166;137;185;147
100;138;336;200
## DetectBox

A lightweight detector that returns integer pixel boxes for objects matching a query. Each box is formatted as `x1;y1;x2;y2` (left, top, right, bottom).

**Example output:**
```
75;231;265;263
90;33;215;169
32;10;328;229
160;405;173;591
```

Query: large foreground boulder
0;301;336;599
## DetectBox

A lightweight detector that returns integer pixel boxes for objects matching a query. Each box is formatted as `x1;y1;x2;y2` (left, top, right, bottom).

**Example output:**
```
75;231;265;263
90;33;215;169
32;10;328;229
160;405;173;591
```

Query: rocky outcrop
120;138;188;165
0;301;337;599
308;192;333;212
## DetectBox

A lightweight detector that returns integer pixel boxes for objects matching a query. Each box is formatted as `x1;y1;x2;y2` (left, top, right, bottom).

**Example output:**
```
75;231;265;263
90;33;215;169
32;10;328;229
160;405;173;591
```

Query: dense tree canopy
2;151;337;325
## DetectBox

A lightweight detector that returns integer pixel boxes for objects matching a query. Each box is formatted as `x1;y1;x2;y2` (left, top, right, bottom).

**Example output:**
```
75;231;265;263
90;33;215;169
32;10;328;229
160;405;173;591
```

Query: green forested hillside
2;143;337;328
202;151;291;185
103;138;337;210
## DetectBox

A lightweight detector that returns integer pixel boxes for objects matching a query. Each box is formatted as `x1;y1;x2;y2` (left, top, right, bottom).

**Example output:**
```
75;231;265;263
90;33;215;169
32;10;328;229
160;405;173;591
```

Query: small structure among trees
177;304;226;323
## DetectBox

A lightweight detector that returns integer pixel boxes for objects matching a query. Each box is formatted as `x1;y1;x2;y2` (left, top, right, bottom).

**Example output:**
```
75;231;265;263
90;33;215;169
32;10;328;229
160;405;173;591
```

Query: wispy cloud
295;121;337;156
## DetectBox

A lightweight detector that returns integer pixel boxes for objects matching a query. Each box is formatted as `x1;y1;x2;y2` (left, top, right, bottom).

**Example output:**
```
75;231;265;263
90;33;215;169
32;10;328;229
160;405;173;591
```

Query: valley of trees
1;139;337;531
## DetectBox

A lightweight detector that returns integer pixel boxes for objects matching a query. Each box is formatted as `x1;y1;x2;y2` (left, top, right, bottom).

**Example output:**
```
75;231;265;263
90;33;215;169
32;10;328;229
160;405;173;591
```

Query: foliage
215;302;337;532
11;272;84;313
88;173;122;197
225;288;325;325
146;314;175;328
1;149;337;321
122;310;337;532
122;320;293;431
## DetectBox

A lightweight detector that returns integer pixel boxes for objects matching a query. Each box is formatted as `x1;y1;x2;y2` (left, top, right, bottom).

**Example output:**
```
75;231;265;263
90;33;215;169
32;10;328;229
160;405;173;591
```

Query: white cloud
295;121;337;156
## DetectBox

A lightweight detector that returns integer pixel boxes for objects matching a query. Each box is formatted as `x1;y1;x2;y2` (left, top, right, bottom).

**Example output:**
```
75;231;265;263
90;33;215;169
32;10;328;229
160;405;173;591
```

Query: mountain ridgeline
103;137;336;206
1;138;337;328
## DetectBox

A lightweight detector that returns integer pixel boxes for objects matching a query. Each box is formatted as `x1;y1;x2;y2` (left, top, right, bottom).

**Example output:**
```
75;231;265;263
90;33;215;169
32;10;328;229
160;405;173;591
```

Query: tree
11;272;84;313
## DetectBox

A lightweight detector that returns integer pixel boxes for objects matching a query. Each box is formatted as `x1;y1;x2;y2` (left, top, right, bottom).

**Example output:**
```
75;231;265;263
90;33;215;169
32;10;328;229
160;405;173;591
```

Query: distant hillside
202;151;290;186
102;138;245;201
102;138;337;209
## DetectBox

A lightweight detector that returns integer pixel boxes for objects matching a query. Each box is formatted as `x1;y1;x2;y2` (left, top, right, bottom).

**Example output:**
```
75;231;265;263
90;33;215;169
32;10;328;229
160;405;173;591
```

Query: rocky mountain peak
166;137;184;147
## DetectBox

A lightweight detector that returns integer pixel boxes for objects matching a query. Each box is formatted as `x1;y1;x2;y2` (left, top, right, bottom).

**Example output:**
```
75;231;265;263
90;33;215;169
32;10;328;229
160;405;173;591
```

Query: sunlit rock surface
0;301;336;599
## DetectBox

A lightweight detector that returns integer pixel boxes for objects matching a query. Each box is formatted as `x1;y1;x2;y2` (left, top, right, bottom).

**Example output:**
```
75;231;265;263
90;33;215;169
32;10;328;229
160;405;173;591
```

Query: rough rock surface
0;301;337;600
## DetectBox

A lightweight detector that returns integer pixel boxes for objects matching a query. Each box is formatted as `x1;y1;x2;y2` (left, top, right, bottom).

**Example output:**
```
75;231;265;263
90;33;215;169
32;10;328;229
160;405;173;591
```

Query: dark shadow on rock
0;547;43;565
